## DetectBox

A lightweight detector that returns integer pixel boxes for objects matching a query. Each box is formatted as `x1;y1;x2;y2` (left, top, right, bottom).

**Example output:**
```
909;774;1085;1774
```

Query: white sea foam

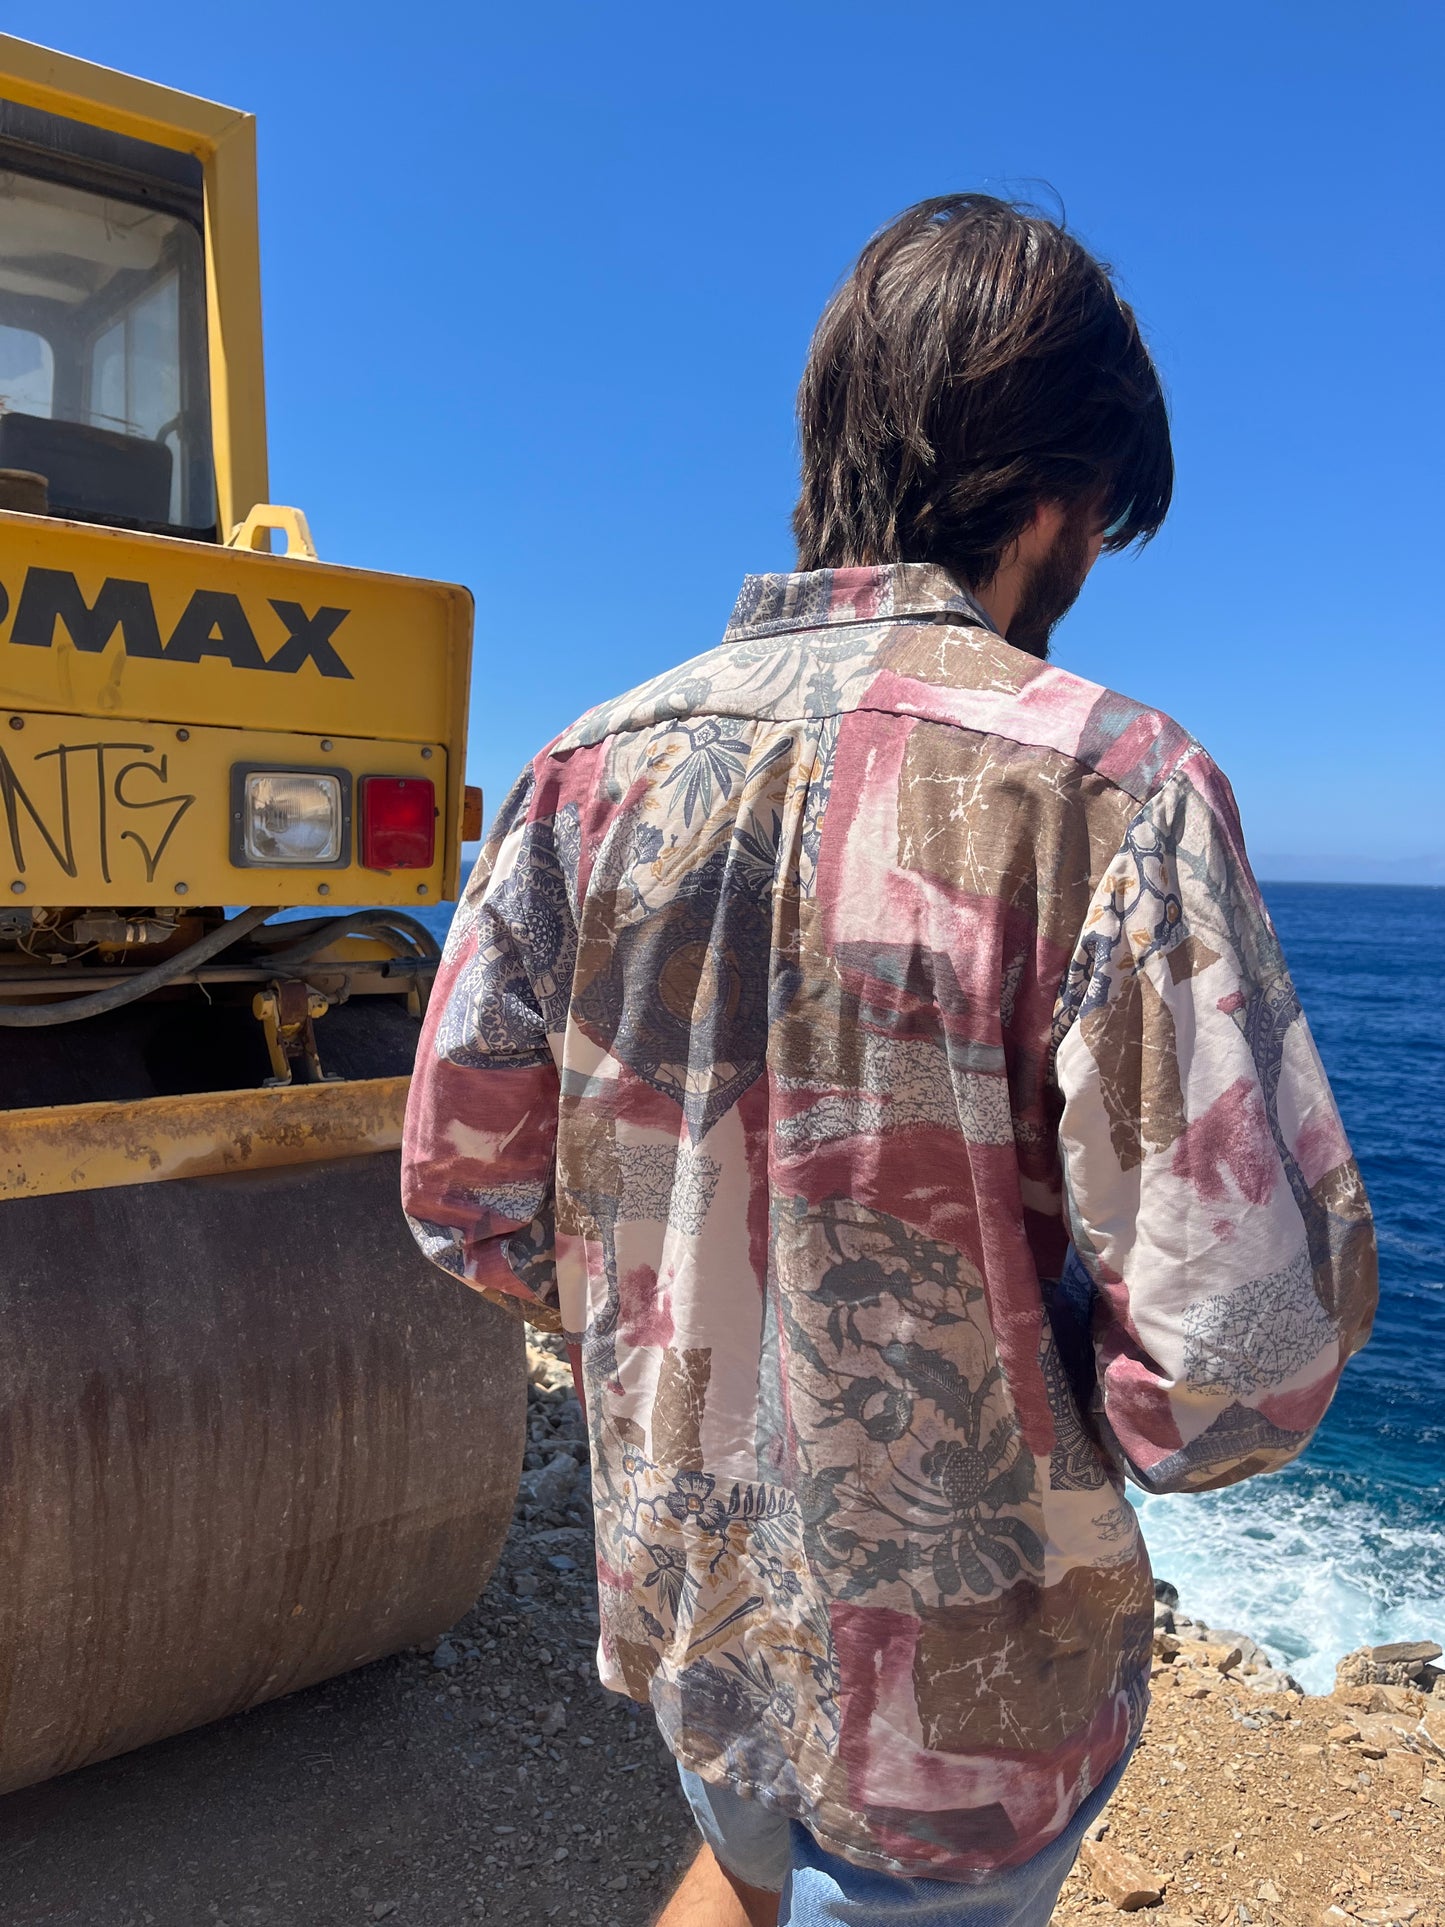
1132;1472;1445;1695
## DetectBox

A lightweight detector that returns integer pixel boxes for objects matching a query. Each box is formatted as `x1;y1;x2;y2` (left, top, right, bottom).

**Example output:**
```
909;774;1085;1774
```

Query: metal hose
0;905;277;1028
259;910;442;968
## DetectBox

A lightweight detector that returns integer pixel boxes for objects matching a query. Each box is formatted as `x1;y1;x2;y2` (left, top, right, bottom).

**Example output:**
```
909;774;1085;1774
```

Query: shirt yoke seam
551;697;1205;813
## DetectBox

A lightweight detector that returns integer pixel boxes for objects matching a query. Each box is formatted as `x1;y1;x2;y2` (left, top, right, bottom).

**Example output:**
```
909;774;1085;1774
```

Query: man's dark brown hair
792;194;1173;592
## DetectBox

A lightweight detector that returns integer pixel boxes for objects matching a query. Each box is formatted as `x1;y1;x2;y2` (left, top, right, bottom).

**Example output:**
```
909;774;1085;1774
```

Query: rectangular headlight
231;767;348;867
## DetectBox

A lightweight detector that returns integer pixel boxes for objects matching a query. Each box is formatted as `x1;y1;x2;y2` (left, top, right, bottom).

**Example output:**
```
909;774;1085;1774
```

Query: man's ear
974;501;1070;635
1014;501;1070;563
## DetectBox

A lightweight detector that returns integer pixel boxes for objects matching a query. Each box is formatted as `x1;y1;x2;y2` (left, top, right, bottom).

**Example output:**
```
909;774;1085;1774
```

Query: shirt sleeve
401;766;575;1331
1052;755;1377;1494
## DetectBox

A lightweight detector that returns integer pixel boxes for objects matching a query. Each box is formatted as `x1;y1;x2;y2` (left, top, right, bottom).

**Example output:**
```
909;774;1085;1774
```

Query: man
402;195;1376;1927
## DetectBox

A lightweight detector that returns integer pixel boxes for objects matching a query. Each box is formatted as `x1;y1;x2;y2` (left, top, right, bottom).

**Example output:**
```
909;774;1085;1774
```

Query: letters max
0;568;352;679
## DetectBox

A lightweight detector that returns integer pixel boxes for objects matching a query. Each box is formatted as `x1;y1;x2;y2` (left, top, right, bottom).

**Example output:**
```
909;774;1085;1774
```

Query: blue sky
8;2;1442;877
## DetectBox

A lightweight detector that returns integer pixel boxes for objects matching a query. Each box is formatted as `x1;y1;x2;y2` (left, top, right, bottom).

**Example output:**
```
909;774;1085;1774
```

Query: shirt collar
723;563;997;644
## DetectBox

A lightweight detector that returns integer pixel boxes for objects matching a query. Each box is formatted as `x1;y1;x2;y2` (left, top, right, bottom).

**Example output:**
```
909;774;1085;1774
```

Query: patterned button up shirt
402;563;1376;1880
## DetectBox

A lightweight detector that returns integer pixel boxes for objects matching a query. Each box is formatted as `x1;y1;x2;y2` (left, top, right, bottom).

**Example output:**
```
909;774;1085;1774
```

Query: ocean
1133;882;1445;1690
418;879;1445;1694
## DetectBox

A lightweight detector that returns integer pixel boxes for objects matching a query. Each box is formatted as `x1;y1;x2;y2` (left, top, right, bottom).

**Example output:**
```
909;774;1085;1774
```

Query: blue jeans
677;1742;1135;1927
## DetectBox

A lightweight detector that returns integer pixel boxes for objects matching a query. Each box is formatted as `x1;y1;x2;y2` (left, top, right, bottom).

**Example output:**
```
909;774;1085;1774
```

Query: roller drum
0;1150;525;1795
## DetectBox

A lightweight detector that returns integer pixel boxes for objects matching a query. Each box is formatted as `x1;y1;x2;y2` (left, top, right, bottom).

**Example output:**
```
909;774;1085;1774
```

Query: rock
1155;1605;1177;1634
1359;1715;1395;1747
1180;1641;1243;1674
1257;1881;1281;1906
1379;1685;1426;1714
430;1639;460;1671
1368;1641;1441;1667
371;1907;400;1922
1336;1685;1393;1714
525;1342;573;1393
512;1573;540;1598
1079;1838;1164;1910
1337;1642;1444;1690
1420;1778;1445;1806
1154;1633;1182;1660
538;1702;567;1738
1383;1753;1425;1796
528;1526;591;1550
1418;1702;1445;1756
1243;1668;1305;1696
1154;1580;1180;1608
1338;1650;1382;1687
1207;1627;1271;1669
519;1454;580;1512
1328;1722;1362;1745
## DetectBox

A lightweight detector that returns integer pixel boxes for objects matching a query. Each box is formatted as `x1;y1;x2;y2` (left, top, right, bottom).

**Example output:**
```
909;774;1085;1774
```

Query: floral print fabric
402;563;1376;1879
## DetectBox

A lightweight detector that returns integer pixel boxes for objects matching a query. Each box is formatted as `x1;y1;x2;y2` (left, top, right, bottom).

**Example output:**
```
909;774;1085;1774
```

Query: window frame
0;34;269;539
0;129;216;534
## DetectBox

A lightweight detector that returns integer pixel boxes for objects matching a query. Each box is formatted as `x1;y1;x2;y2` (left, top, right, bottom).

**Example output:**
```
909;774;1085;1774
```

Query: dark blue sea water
1134;883;1445;1687
417;882;1445;1690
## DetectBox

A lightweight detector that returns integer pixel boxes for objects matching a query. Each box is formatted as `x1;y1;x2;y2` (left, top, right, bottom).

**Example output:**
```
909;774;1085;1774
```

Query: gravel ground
0;1339;699;1927
1052;1654;1445;1927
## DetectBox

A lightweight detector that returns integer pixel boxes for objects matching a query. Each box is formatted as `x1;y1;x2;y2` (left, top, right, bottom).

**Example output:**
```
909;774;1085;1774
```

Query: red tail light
359;775;435;869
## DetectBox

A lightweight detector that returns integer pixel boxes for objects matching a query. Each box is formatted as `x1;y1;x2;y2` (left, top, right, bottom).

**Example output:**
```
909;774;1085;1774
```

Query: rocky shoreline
1050;1586;1445;1927
1152;1584;1444;1708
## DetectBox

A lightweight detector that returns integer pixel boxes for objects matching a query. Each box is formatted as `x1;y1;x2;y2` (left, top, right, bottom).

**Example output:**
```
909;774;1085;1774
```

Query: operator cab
0;98;215;538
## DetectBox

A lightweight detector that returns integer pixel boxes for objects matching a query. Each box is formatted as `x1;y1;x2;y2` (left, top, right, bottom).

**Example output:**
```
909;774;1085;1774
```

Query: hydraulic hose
260;910;442;969
0;906;277;1028
0;907;443;1028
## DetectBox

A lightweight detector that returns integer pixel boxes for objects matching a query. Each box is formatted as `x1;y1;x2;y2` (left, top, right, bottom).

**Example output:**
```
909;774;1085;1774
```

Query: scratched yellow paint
0;1075;410;1200
0;708;449;906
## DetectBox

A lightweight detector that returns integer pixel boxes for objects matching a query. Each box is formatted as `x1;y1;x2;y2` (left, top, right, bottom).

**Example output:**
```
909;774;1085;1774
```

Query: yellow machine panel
0;513;472;743
0;36;524;1812
0;513;472;903
0;1075;409;1200
0;708;448;906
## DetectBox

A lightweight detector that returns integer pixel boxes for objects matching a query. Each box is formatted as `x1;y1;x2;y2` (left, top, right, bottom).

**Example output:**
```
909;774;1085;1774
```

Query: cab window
0;320;52;415
0;134;215;537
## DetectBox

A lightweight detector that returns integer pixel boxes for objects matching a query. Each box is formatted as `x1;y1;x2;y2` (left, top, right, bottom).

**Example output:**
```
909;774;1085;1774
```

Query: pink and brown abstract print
402;564;1376;1879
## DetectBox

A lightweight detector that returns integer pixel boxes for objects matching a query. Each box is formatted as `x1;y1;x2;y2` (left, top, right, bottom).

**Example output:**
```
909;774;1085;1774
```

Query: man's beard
1005;507;1094;659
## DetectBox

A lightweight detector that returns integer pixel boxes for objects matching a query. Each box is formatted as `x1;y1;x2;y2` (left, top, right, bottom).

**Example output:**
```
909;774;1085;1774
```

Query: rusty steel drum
0;1149;525;1795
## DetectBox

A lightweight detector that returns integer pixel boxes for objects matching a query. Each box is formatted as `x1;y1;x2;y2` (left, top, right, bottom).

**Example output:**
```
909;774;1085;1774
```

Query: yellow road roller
0;36;524;1795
